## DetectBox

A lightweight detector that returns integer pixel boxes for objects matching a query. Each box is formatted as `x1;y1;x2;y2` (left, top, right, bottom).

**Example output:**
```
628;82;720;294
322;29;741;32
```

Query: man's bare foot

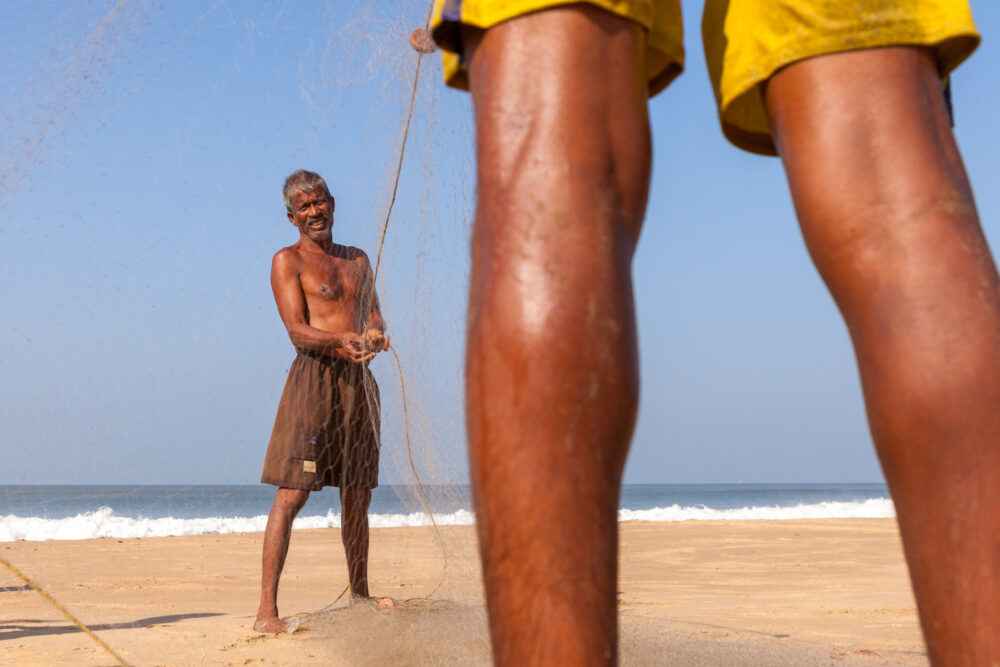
253;615;288;633
351;595;395;614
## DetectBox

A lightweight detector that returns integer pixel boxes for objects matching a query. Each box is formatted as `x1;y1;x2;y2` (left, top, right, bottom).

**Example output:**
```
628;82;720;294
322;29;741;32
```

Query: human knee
808;187;980;292
275;488;309;514
463;7;651;246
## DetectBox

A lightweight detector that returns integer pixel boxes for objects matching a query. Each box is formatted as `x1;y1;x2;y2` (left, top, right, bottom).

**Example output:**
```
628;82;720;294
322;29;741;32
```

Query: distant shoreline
1;482;894;541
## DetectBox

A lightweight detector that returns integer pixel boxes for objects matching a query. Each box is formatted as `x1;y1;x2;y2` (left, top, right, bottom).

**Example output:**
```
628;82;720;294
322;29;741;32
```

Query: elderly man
254;169;388;633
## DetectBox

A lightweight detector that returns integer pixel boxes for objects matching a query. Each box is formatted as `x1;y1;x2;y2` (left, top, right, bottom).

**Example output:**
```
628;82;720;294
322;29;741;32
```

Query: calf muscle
463;7;651;665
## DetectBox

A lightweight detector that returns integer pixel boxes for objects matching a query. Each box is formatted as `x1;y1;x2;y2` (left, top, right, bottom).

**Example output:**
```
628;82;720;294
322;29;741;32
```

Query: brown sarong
261;350;381;491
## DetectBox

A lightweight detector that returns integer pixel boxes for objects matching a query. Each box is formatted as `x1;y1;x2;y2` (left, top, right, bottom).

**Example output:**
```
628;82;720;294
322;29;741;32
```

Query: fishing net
4;2;998;665
0;1;488;664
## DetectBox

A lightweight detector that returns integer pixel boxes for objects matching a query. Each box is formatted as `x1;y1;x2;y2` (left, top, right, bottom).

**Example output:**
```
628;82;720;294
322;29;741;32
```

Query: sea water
0;483;893;542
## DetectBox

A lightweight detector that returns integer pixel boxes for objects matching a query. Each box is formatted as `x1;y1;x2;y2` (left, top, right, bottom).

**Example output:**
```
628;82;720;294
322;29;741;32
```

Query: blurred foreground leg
462;6;651;665
768;46;1000;666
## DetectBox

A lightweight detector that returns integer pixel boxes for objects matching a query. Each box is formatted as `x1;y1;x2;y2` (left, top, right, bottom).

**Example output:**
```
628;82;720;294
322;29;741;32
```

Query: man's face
287;188;335;242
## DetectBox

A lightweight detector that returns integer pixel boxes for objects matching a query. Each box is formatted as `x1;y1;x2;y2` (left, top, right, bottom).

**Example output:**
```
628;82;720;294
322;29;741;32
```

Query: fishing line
388;340;448;604
0;554;130;665
292;0;448;629
363;0;450;607
3;1;447;658
370;0;436;286
360;0;450;605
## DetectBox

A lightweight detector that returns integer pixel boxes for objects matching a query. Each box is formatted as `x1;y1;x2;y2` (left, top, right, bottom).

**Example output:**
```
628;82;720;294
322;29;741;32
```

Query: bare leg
255;487;309;633
340;487;372;599
767;47;1000;665
462;6;650;665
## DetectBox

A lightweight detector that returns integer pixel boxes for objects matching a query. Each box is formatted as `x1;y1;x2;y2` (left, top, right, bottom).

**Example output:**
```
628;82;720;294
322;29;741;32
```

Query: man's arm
364;306;386;352
360;252;387;353
270;249;375;363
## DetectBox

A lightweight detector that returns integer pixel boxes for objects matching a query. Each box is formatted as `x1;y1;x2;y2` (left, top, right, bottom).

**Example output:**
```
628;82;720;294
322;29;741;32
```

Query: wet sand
0;519;926;665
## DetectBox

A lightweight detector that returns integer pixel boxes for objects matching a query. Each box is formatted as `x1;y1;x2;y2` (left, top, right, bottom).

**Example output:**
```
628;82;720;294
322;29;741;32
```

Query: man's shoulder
333;244;370;264
273;243;303;263
271;244;304;275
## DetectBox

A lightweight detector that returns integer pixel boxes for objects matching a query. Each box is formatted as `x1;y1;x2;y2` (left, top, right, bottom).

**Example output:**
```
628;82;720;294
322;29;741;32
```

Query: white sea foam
0;500;893;542
618;498;895;522
0;507;477;542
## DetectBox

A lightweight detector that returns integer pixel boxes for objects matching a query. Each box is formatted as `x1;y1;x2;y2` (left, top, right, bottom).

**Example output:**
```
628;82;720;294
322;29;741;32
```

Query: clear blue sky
1;1;997;486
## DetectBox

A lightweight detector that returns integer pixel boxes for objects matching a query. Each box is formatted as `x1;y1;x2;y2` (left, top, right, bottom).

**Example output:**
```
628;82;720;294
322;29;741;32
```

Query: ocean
0;483;894;542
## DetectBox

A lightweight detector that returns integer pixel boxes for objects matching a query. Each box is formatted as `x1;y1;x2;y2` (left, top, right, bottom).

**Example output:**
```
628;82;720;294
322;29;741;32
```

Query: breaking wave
0;498;895;541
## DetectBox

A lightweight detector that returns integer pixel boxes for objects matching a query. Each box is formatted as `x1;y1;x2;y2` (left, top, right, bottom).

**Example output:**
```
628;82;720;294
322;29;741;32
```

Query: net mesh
3;2;988;665
0;1;486;663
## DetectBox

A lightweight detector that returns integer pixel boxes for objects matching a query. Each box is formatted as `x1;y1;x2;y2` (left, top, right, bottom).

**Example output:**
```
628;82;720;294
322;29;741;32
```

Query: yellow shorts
431;0;980;156
432;0;684;95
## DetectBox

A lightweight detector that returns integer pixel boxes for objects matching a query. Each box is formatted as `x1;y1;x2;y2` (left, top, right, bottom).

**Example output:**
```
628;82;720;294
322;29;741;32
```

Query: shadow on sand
0;612;224;641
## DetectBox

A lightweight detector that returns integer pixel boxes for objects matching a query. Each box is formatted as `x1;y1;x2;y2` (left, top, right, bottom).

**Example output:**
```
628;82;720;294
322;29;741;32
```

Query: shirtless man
254;169;387;633
427;1;1000;665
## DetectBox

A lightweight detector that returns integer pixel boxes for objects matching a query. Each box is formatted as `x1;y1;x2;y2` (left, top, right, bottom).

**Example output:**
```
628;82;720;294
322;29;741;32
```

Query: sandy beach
1;519;926;666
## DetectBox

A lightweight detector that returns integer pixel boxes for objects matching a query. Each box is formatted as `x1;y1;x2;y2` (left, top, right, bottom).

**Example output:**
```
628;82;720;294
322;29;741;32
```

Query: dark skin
254;186;388;634
272;189;385;361
767;49;1000;666
460;5;1000;666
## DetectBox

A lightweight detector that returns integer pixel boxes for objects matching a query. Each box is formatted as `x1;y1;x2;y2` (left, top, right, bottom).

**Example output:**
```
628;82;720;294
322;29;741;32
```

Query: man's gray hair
283;169;332;212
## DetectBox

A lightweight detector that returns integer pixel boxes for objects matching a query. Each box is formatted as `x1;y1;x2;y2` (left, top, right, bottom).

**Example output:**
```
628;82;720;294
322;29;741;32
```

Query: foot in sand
253;615;288;633
352;595;395;614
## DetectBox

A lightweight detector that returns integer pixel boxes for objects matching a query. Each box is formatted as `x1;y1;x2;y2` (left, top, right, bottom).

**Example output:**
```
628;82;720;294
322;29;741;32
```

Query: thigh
460;4;653;248
765;46;977;284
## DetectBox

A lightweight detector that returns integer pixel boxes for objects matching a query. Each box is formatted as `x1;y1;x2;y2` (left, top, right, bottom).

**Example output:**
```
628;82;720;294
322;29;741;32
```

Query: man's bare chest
299;256;364;305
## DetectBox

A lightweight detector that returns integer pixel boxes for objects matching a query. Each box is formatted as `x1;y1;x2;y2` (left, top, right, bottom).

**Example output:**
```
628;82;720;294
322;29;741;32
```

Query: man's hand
364;329;386;354
333;333;377;363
